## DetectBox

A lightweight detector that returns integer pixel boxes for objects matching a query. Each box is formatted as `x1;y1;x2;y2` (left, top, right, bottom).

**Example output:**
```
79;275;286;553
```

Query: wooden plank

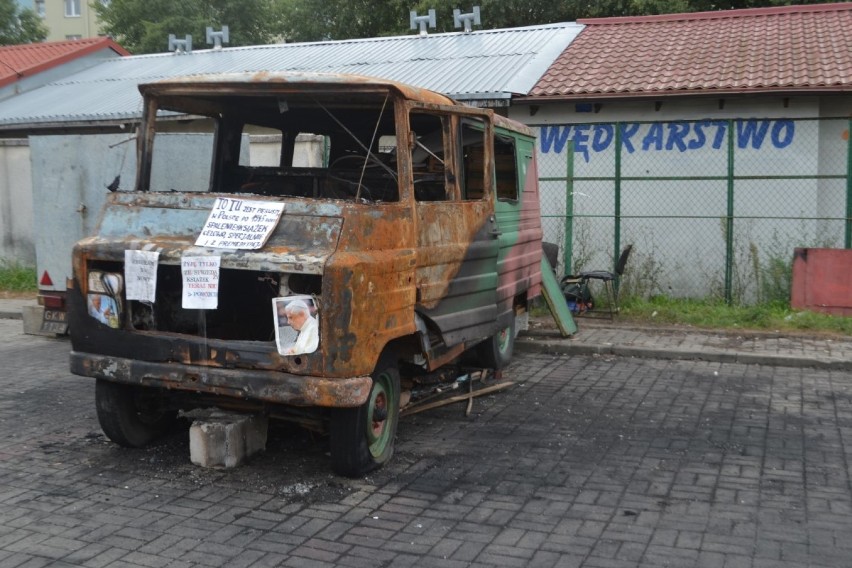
540;256;577;336
400;381;515;416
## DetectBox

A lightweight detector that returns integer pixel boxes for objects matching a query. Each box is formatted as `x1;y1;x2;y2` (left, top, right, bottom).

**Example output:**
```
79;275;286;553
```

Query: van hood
80;192;343;273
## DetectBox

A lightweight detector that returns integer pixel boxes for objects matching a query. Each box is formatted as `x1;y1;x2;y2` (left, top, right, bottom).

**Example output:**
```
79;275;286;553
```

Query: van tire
95;380;176;448
476;315;515;370
329;360;400;478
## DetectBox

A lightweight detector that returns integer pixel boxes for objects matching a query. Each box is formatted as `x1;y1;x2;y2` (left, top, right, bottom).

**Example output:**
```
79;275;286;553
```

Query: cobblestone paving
1;319;851;567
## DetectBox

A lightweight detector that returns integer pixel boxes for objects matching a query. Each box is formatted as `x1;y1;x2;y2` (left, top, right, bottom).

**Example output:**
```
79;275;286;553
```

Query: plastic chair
561;244;633;319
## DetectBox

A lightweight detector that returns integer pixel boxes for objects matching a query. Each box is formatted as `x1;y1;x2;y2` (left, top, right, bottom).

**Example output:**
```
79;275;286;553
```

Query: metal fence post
563;140;574;275
614;123;623;285
725;119;735;304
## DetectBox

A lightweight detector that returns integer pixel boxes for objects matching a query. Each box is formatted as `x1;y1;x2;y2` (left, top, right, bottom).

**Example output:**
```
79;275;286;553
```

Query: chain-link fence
535;117;851;305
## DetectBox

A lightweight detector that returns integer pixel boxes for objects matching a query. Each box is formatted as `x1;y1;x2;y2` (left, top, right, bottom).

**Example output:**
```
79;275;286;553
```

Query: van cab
68;72;543;476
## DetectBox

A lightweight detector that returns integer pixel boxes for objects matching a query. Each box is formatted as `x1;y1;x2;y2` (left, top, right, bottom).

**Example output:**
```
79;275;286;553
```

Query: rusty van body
68;72;543;476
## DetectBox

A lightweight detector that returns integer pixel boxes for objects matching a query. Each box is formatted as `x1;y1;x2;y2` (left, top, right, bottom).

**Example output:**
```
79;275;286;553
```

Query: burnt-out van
69;72;543;477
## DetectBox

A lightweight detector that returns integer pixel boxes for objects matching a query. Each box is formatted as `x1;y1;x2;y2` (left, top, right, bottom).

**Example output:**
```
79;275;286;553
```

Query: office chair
561;244;633;319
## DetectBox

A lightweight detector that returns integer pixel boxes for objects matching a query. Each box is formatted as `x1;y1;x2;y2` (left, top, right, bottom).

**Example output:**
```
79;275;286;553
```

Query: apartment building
17;0;107;41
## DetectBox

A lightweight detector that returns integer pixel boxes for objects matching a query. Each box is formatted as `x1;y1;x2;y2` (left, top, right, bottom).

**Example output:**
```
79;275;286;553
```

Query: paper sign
125;249;159;302
181;256;220;309
195;197;285;250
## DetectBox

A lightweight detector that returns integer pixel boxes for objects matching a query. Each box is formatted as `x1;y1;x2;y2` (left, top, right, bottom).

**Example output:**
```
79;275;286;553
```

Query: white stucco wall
0;139;34;265
249;134;325;168
509;94;851;298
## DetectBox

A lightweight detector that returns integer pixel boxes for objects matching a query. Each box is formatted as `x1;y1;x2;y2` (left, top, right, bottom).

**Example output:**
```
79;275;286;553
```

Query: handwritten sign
124;249;159;302
182;256;220;310
195;197;284;250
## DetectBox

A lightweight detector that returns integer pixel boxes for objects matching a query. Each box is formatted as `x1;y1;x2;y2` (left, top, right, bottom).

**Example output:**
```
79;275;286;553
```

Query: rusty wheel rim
496;325;511;355
366;372;394;457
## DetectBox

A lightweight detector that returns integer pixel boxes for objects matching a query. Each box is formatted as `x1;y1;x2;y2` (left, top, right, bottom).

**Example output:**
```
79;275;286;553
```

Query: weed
566;217;594;275
0;258;37;292
618;295;852;336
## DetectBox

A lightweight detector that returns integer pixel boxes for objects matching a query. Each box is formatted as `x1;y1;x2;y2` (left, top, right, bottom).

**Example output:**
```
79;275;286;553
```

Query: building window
65;0;81;17
35;0;45;17
100;0;111;6
66;35;82;40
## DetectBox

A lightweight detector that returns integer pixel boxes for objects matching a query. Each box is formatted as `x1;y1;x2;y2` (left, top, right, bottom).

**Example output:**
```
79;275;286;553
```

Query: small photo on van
87;293;120;328
274;296;319;356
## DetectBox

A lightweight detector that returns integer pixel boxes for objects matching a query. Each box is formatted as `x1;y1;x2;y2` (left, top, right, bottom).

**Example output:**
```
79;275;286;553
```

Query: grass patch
0;259;37;292
619;295;852;336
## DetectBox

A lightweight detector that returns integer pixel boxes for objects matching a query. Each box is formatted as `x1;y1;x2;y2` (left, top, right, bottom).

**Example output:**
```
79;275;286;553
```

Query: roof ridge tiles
578;2;852;25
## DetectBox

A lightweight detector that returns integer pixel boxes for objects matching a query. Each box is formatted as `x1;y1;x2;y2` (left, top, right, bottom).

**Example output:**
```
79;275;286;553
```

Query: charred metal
68;71;544;477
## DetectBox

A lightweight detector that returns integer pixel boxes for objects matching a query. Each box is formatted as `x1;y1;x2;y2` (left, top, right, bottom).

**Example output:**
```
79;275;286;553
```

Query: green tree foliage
275;0;409;41
95;0;279;54
0;0;47;45
98;0;850;49
275;0;848;41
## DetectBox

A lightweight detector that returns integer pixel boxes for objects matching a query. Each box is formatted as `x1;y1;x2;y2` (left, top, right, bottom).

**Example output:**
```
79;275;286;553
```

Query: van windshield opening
143;91;401;202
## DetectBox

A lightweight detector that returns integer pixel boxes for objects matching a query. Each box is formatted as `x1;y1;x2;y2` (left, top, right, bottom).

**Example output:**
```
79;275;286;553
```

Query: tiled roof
0;38;129;88
531;3;852;99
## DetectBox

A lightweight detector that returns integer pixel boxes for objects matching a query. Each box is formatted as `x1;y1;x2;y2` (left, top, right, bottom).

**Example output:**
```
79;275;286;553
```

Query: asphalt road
1;318;851;568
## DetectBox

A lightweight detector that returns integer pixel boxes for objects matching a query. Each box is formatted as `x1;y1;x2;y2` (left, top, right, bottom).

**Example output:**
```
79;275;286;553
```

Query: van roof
141;71;535;137
139;71;455;106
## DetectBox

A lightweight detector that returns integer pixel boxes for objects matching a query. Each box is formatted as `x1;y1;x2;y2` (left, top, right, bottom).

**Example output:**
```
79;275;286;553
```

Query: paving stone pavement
2;318;852;567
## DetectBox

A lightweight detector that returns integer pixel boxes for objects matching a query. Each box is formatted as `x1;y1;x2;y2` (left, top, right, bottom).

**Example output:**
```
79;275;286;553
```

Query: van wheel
476;315;516;370
95;380;176;448
330;360;400;478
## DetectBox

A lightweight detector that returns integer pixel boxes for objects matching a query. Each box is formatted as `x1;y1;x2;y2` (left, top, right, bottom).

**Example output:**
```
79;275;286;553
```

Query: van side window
494;134;519;202
460;119;486;200
409;113;451;202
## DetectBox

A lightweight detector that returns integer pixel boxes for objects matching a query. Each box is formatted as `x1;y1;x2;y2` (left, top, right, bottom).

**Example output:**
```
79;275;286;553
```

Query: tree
0;0;47;45
94;0;279;54
276;0;410;42
99;0;849;50
275;0;849;42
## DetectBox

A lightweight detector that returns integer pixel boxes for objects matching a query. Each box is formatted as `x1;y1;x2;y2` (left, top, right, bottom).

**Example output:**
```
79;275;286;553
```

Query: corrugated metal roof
0;23;582;129
530;3;852;99
0;37;129;88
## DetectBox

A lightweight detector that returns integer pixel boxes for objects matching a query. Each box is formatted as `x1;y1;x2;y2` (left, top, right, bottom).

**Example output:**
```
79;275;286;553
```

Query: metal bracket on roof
453;6;481;33
206;26;229;50
168;34;192;54
410;9;436;36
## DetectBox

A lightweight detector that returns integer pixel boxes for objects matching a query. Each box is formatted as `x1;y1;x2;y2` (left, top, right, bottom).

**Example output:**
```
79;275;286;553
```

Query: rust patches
69;72;543;416
414;202;491;309
71;351;372;407
142;72;456;109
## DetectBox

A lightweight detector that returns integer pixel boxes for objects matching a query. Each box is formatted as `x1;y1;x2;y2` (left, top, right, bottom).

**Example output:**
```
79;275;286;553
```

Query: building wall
508;94;852;299
0;139;34;265
40;0;104;41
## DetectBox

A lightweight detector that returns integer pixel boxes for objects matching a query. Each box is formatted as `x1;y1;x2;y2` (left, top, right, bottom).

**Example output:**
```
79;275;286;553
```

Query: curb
516;337;852;371
0;311;21;320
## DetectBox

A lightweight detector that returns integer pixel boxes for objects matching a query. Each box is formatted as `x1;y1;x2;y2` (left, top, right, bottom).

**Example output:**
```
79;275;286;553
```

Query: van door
492;132;543;324
410;110;500;347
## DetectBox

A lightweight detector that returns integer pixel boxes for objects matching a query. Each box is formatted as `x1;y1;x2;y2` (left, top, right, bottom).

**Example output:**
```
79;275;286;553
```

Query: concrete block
21;305;56;336
189;411;268;469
